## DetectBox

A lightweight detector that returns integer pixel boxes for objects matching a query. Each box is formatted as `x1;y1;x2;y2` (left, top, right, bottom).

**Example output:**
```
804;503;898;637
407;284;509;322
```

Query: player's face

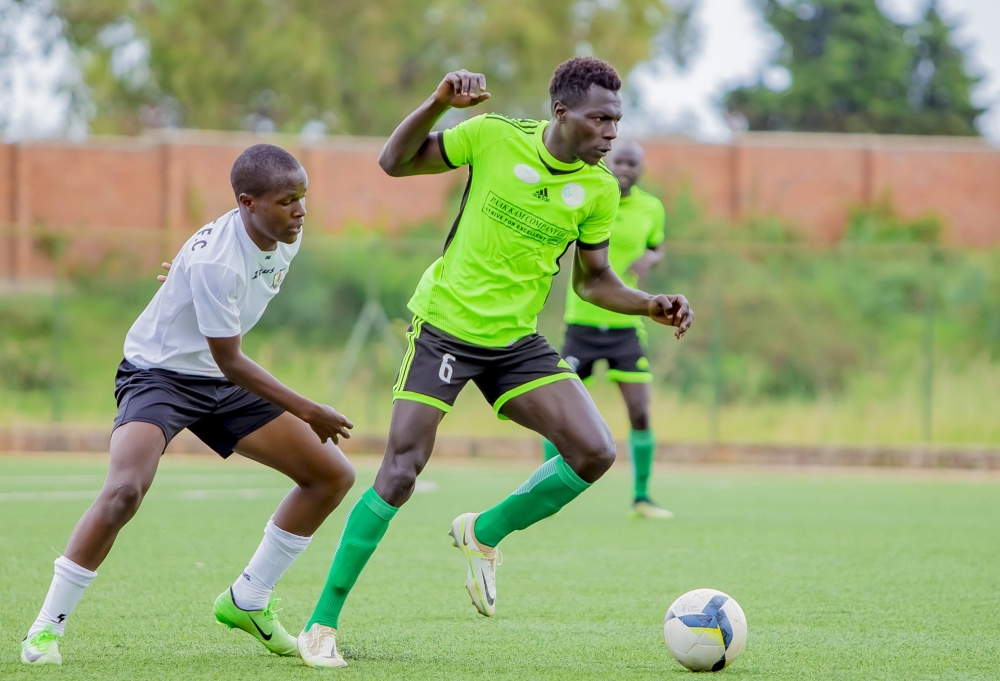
254;166;309;245
563;86;622;165
607;144;643;193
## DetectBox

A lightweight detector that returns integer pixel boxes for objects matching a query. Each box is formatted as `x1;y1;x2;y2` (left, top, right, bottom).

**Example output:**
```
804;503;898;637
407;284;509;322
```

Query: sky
629;0;1000;143
2;0;999;143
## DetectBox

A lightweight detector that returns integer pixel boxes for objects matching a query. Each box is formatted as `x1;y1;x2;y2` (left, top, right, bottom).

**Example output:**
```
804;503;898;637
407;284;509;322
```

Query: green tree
725;0;983;135
903;0;983;135
23;0;675;136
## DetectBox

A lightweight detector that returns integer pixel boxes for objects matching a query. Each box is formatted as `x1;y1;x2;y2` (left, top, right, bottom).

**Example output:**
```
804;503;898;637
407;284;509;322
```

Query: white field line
0;488;288;502
0;474;279;486
0;490;99;502
0;479;438;502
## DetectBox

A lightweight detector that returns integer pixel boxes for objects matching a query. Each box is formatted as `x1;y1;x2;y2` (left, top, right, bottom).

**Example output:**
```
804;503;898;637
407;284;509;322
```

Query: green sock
474;456;590;548
630;428;655;500
308;487;397;629
541;438;559;461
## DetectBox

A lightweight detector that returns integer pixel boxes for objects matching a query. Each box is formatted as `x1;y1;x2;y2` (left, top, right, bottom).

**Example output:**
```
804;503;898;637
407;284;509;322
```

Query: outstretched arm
378;70;491;177
572;245;693;339
207;336;353;444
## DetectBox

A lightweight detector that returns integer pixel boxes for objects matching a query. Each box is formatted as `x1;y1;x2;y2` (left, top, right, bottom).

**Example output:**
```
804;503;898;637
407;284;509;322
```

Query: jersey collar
534;120;585;176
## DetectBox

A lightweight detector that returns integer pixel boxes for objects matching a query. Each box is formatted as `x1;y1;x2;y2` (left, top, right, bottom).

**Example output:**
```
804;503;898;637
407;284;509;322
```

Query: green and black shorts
392;317;578;419
560;323;653;384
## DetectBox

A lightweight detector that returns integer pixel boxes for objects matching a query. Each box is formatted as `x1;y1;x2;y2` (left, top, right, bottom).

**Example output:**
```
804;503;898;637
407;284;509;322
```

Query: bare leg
373;400;445;507
617;381;650;431
234;412;356;536
306;400;444;631
616;381;662;509
464;379;617;615
63;422;165;571
501;378;616;482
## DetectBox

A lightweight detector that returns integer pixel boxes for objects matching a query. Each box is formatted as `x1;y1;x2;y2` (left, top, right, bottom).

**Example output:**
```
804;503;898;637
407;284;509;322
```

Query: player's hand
303;403;354;444
648;294;694;339
434;70;491;109
156;261;172;283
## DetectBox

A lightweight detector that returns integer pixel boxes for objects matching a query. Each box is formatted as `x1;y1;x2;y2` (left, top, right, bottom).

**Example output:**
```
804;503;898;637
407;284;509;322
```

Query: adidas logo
532;187;549;202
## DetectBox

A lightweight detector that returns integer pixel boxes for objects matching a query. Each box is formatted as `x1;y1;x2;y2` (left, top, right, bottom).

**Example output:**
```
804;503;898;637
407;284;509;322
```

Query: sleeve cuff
198;327;241;338
577;238;610;251
436;132;457;169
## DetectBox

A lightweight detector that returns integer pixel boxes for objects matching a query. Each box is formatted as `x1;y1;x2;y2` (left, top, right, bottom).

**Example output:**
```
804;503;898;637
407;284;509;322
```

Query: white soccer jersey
124;209;299;377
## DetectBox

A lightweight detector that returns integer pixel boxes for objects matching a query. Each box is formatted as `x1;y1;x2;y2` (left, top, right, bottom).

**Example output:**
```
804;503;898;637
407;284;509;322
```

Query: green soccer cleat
631;498;675;520
21;626;62;665
213;588;297;656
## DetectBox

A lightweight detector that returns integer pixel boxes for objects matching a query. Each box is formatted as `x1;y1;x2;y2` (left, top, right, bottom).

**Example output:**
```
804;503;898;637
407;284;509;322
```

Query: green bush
844;194;942;244
3;190;999;425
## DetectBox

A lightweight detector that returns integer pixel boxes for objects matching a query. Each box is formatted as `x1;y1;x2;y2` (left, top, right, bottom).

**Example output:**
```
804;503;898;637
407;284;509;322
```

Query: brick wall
2;129;998;278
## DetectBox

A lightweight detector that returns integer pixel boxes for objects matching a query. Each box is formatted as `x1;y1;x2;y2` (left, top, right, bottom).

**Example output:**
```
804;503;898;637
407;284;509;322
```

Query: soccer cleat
449;512;502;617
213;588;297;656
297;623;348;668
631;498;675;519
21;626;62;665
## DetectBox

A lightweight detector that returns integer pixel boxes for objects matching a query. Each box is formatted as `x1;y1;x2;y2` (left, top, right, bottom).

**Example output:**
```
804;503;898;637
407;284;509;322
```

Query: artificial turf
1;454;998;680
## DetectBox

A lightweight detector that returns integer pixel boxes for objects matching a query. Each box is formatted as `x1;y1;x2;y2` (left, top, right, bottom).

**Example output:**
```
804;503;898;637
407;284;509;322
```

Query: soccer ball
663;588;747;672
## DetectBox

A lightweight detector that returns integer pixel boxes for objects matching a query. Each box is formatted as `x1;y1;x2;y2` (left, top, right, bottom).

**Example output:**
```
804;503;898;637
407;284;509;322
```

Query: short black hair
549;57;622;109
230;144;302;198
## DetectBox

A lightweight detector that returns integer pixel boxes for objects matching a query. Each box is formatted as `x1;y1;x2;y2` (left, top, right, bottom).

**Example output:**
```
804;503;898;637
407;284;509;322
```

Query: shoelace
261;598;282;620
30;628;61;648
311;626;338;657
479;548;504;571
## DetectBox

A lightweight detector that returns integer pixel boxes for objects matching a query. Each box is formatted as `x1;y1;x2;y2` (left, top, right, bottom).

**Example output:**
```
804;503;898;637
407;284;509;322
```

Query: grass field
2;454;999;680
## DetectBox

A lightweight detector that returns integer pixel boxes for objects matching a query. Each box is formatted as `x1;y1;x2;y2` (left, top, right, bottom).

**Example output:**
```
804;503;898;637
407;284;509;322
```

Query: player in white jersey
20;144;356;665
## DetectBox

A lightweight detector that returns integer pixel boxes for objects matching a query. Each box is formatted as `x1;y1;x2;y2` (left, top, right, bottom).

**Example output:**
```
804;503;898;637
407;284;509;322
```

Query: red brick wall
1;130;998;278
0;144;14;274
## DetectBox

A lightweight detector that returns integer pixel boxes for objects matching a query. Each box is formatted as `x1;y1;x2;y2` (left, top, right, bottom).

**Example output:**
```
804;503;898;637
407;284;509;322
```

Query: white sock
231;517;311;611
28;556;97;637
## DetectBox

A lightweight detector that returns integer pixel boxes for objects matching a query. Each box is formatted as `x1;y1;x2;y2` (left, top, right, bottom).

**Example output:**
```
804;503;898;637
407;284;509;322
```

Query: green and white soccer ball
663;588;747;672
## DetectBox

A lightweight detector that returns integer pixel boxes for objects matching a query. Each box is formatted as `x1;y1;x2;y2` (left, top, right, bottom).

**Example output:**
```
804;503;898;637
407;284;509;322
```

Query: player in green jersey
542;141;673;519
297;58;694;668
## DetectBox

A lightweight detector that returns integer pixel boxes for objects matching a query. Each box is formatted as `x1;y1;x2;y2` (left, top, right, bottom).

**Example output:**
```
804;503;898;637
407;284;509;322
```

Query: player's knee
306;456;355;506
101;482;144;524
391;457;421;488
378;421;434;505
378;456;423;506
560;425;616;481
588;428;618;473
326;461;356;500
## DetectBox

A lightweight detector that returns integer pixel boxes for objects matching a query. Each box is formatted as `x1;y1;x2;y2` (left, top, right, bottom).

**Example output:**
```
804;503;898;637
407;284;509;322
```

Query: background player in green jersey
543;141;673;519
297;58;693;668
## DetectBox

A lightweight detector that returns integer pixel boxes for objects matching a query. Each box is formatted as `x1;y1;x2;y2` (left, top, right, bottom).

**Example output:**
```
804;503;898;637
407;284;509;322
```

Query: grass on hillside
2;455;998;680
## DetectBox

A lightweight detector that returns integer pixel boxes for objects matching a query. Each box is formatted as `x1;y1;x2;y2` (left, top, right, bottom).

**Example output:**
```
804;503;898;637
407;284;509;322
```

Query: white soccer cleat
21;626;62;665
631;498;675;520
297;623;347;669
449;512;502;617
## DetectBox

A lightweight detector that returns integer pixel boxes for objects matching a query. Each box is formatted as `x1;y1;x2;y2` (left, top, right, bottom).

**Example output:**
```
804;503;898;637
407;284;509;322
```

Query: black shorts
392;317;578;419
560;324;653;383
113;359;285;457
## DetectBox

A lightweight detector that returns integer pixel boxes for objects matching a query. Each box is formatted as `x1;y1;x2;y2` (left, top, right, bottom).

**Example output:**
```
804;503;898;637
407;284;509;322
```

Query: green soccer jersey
563;186;666;329
407;113;620;347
